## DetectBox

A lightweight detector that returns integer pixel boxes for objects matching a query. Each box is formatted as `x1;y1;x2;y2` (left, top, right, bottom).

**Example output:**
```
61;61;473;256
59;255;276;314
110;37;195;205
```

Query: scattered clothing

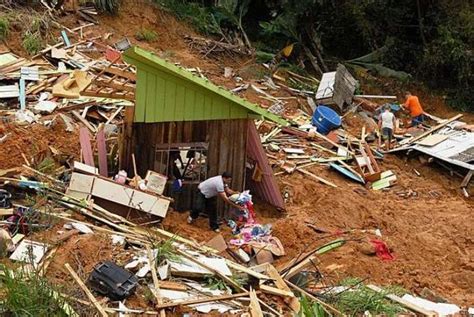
370;239;394;261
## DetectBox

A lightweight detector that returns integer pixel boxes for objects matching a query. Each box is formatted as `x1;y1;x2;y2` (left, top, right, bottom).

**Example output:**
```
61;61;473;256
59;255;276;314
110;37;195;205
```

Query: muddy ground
1;0;472;308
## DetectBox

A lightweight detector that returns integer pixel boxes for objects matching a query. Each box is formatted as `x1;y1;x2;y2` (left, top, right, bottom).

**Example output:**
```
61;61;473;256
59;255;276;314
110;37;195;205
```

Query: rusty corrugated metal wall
246;121;285;210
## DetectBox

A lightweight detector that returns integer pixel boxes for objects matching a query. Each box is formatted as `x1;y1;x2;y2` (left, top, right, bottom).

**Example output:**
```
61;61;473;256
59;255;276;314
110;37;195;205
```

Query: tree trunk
305;25;328;72
303;45;323;76
416;0;427;47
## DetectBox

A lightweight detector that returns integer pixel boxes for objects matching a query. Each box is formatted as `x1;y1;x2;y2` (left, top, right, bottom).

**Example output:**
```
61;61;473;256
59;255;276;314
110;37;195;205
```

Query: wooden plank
103;67;136;81
406;114;463;145
461;170;474;188
105;106;124;124
415;134;449;147
260;284;294;297
367;285;437;316
249;289;263;317
96;128;108;177
79;128;95;167
73;111;96;133
94;79;135;92
80;90;135;101
265;264;300;313
146;247;166;317
154;292;251;309
64;263;108;317
296;168;337;188
285;255;318;279
225;260;271;281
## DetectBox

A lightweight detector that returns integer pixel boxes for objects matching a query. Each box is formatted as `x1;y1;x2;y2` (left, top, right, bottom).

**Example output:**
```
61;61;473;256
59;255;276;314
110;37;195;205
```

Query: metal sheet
246;121;285;209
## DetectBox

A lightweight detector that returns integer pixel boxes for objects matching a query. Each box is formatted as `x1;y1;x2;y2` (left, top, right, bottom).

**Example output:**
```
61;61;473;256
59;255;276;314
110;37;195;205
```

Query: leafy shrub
0;264;70;316
135;28;158;42
94;0;120;14
0;17;9;41
22;32;41;55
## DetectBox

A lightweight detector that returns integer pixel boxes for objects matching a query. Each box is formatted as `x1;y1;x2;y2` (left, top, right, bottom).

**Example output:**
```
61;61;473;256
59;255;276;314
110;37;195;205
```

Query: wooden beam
406;114;463;145
103;67;137;81
80;90;135;101
366;285;437;316
297;168;337;188
146;247;166;317
64;263;108;317
460;170;473;188
154;292;252;309
259;284;294;297
265;264;300;313
249;289;263;317
73;111;96;133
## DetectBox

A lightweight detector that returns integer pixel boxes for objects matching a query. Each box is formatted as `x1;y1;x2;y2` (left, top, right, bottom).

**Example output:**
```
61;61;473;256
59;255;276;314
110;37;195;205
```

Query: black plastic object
0;189;12;208
88;261;138;300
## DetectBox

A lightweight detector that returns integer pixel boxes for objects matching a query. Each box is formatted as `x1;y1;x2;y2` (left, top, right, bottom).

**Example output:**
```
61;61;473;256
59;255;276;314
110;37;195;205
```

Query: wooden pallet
81;56;136;101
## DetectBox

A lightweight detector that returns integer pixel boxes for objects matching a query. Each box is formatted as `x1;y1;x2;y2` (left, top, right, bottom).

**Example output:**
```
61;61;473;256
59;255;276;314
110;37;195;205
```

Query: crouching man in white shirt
187;172;244;232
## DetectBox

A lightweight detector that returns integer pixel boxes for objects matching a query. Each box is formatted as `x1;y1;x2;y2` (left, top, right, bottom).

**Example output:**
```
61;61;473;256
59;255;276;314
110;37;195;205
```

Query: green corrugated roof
123;46;288;126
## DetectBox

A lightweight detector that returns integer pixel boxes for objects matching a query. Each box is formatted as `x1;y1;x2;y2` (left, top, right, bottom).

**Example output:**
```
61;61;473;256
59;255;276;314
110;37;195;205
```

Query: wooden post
64;263;108;317
146;247;166;317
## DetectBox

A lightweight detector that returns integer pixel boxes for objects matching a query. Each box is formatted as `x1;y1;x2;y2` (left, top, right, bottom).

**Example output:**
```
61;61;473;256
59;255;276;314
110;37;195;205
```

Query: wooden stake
146;247;166;317
64;263;108;317
249;288;263;317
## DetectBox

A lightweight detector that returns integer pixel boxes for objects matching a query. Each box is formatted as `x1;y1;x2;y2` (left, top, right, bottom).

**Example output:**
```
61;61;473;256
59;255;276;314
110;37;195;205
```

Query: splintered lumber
259;284;294;297
313;130;355;156
73;111;96;133
249;289;263;317
297;168;337;188
64;263;108;317
176;250;282;316
154;292;253;309
265;264;300;313
284;255;318;279
147;247;166;317
366;285;437;316
225;260;272;281
406;114;463;145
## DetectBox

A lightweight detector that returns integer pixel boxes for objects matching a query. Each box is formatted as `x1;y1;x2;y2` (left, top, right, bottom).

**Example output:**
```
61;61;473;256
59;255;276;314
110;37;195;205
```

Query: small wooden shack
122;47;287;215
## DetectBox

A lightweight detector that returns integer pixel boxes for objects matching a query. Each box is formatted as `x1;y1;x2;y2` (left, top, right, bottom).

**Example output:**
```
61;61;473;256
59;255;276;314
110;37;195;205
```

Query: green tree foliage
156;0;474;109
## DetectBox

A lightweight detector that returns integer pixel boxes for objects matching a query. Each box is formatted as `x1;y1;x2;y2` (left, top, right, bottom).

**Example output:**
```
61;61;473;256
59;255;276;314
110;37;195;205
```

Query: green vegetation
205;276;228;291
135;28;158;42
155;0;473;111
94;0;120;14
329;278;406;316
0;264;70;316
151;236;181;265
299;296;327;317
0;16;9;41
22;32;42;55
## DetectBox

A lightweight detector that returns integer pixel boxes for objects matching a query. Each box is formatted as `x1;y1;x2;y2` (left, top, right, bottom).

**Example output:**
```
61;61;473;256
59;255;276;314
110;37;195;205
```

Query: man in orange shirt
402;91;425;126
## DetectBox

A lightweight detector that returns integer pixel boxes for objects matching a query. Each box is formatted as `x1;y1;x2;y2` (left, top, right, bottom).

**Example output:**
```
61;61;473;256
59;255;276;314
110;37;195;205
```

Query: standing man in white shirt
378;105;397;150
187;172;243;232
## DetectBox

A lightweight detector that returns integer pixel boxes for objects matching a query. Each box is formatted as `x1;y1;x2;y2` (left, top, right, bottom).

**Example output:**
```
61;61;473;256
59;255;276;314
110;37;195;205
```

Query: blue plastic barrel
311;105;341;134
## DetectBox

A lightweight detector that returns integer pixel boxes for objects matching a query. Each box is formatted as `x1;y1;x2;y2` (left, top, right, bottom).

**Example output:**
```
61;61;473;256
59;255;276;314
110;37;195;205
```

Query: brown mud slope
0;121;80;170
92;0;473;305
2;0;472;307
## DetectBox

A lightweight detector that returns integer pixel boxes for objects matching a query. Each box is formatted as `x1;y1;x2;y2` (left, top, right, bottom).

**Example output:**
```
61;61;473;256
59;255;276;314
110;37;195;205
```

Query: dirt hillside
2;0;472;307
